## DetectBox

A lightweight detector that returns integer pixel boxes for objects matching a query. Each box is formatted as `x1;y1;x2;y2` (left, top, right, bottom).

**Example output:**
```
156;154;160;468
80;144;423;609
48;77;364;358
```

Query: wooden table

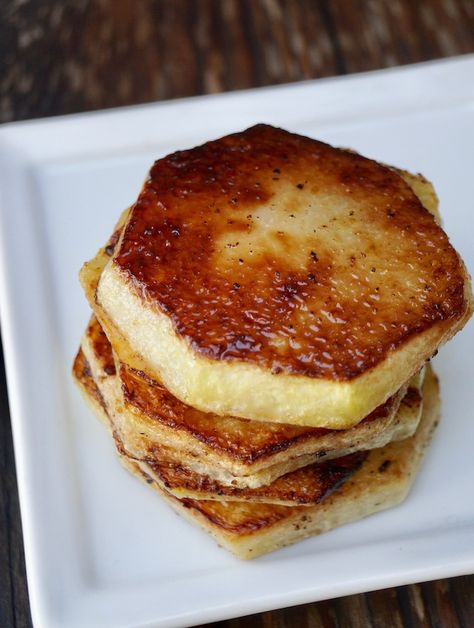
1;1;473;626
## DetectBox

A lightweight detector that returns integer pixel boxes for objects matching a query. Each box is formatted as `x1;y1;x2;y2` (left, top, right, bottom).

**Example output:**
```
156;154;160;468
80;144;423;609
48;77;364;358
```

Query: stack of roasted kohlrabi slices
74;125;472;559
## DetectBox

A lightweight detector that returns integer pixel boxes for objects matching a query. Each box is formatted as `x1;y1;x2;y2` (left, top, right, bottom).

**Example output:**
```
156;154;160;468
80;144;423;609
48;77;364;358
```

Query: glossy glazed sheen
115;124;467;379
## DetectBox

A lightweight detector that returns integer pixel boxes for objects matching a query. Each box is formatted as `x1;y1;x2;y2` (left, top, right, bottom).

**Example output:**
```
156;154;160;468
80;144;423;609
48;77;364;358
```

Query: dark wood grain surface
1;1;473;626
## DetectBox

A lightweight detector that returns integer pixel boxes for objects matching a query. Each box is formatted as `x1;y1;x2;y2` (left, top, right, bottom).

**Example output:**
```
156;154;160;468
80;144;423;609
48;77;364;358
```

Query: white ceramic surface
0;55;473;628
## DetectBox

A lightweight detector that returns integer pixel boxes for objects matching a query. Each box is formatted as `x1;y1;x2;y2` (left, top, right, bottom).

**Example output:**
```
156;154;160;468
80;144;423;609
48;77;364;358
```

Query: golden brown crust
122;363;396;464
85;315;402;466
145;451;367;505
72;348;107;412
73;345;366;506
78;315;425;500
114;124;468;380
177;497;296;533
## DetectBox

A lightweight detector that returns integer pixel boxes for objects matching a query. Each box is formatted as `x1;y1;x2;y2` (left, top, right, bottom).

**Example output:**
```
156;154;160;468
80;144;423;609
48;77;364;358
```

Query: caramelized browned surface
74;338;366;505
84;316;397;465
400;386;422;410
115;124;467;380
73;348;106;411
104;227;122;258
178;497;301;533
85;315;401;464
148;451;366;504
82;316;396;463
84;314;401;464
123;363;395;463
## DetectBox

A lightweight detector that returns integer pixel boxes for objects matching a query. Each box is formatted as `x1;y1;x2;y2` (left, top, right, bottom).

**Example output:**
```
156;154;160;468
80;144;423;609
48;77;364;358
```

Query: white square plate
1;56;473;628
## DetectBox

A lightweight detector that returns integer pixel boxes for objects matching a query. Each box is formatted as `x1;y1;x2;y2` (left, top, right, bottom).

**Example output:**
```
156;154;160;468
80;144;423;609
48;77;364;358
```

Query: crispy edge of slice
80;321;424;500
136;369;424;502
72;349;111;433
88;315;407;477
73;346;367;506
80;315;424;488
136;454;367;506
113;372;422;490
121;365;440;559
